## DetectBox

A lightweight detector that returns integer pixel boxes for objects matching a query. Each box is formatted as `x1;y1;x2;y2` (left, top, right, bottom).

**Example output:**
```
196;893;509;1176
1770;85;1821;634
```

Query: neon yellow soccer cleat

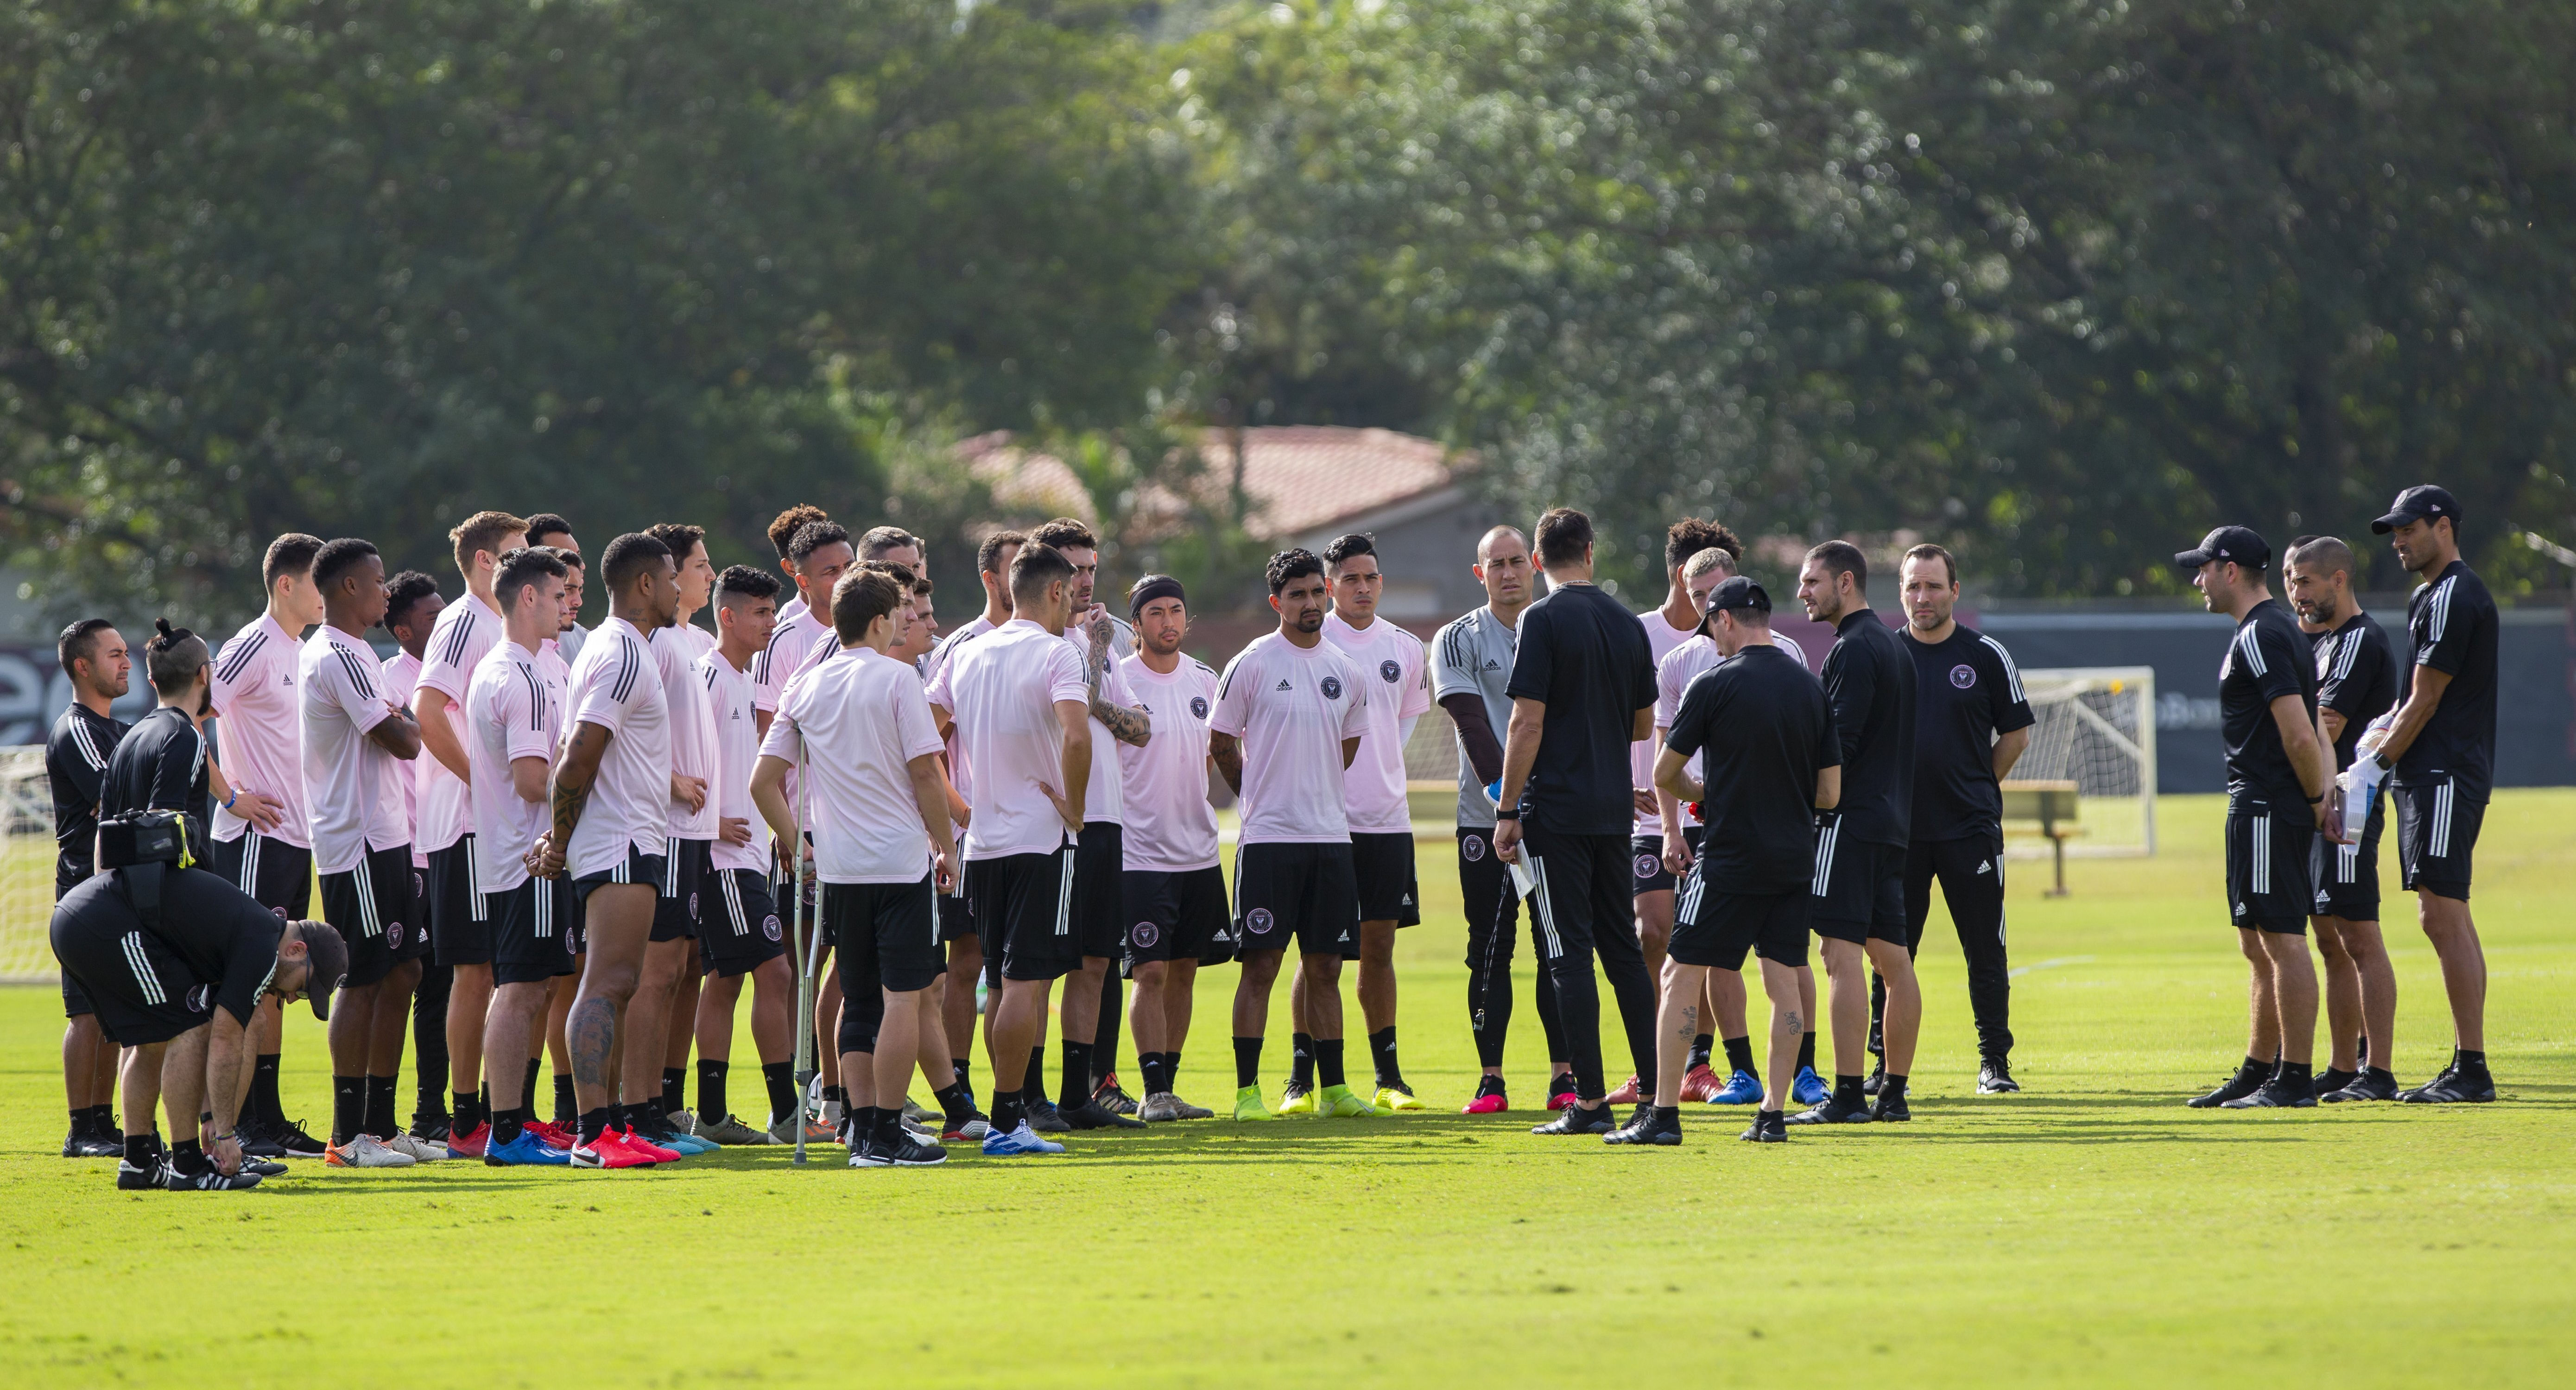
1233;1086;1278;1121
1318;1084;1380;1118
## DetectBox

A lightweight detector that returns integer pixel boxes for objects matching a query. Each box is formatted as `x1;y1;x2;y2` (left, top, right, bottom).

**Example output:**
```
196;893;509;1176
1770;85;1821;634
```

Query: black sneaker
162;1162;263;1190
2399;1069;2495;1104
2186;1062;2270;1108
1092;1076;1141;1117
1604;1108;1682;1146
409;1112;451;1144
1739;1111;1789;1143
2323;1070;2398;1103
1977;1058;2021;1094
2308;1068;2360;1102
235;1123;289;1160
1531;1102;1614;1136
115;1157;165;1190
64;1125;120;1159
2221;1078;2318;1109
877;1132;949;1167
1785;1092;1874;1125
1061;1098;1146;1130
1023;1097;1072;1133
1862;1061;1886;1097
1868;1088;1912;1122
260;1117;328;1159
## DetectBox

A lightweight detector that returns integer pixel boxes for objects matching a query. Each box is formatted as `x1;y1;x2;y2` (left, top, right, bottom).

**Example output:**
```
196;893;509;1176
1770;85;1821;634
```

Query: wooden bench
2000;780;2083;897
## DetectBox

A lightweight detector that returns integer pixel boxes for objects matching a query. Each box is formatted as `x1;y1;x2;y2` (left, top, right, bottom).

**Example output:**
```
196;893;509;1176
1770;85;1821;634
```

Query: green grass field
2;792;2570;1387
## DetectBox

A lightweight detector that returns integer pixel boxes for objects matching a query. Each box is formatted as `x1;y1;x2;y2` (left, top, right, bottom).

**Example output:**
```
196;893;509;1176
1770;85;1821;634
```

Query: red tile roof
958;426;1471;543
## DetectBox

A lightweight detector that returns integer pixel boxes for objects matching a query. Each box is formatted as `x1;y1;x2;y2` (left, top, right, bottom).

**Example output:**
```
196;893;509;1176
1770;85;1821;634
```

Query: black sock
171;1138;209;1176
494;1112;523;1146
661;1067;686;1115
1289;1032;1315;1089
761;1061;796;1124
850;1106;880;1145
124;1132;156;1167
1165;1050;1182;1087
83;1103;112;1139
953;1057;971;1088
1025;1047;1046;1105
1475;1074;1505;1098
2280;1061;2312;1086
1059;1040;1093;1110
1881;1073;1909;1100
1315;1038;1346;1090
452;1090;482;1132
993;1094;1026;1132
249;1053;283;1126
1234;1036;1263;1090
1139;1052;1172;1096
1722;1035;1756;1076
2242;1054;2271;1079
553;1073;577;1125
331;1076;366;1145
578;1107;611;1145
1798;1031;1817;1073
2365;1066;2395;1085
1652;1105;1680;1126
1689;1033;1715;1071
363;1074;398;1140
932;1082;974;1123
2458;1048;2488;1073
821;1085;847;1117
1368;1027;1400;1088
1834;1073;1866;1107
698;1060;729;1121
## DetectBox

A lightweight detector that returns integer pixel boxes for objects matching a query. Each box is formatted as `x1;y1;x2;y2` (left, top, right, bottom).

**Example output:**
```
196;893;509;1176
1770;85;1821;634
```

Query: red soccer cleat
1605;1074;1644;1105
570;1131;658;1169
1678;1063;1726;1104
525;1119;577;1151
619;1127;681;1163
1546;1078;1579;1111
1461;1090;1509;1115
445;1123;490;1160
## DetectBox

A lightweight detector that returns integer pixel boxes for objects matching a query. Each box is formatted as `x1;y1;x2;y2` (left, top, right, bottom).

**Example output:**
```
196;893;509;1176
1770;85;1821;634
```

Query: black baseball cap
2372;485;2459;535
1708;576;1771;614
292;922;348;1021
2174;525;2270;571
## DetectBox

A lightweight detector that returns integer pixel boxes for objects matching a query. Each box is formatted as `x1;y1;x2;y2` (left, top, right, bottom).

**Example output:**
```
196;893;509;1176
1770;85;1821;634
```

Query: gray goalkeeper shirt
1430;605;1519;828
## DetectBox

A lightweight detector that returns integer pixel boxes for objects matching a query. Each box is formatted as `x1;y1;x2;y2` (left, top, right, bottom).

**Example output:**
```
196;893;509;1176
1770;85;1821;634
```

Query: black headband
1128;574;1186;620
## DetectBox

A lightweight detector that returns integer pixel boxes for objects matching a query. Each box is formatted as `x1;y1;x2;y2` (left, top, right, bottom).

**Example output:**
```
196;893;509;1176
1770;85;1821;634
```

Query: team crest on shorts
1379;659;1401;683
1320;676;1343;700
1247;907;1276;935
269;905;289;920
414;870;428;898
762;915;782;941
1951;664;1977;689
1462;834;1486;861
1635;853;1661;880
386;921;405;950
689;891;700;919
186;984;213;1014
1132;921;1160;949
1190;695;1209;719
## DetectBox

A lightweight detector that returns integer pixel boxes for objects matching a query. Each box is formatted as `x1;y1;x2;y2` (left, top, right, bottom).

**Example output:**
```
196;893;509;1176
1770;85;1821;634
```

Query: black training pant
1458;828;1565;1070
1873;832;2013;1060
1520;824;1656;1101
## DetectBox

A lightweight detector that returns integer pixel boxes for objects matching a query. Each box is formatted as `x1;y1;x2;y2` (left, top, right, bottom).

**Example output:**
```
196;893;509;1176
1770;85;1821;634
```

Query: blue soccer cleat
483;1128;573;1166
1709;1069;1764;1105
1792;1067;1829;1107
980;1123;1067;1157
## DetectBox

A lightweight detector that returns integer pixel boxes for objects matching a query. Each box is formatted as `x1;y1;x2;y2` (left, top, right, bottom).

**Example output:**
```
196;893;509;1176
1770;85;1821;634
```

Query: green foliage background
5;0;2571;623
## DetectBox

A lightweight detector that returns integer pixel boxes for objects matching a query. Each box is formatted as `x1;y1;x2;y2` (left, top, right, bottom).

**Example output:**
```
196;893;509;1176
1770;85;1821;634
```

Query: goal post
2014;666;2158;857
1;746;59;983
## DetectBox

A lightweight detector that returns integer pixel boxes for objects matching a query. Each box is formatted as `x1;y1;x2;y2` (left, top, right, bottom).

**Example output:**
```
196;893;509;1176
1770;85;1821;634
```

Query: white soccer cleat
325;1134;418;1169
382;1132;448;1162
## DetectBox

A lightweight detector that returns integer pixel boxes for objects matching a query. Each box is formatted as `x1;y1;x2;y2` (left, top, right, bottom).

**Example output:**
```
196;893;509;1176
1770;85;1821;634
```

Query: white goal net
1;746;59;982
2015;667;2158;857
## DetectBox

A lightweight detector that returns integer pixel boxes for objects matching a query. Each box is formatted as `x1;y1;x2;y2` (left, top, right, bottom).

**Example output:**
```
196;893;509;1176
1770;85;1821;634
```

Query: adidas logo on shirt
1275;678;1293;691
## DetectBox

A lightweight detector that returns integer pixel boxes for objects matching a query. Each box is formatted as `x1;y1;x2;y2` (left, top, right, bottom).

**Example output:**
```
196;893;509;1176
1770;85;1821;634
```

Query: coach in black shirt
1495;507;1660;1134
1628;577;1840;1146
44;619;133;1158
2178;526;2331;1111
2282;536;2400;1101
101;621;222;847
1792;541;1921;1125
2361;485;2500;1104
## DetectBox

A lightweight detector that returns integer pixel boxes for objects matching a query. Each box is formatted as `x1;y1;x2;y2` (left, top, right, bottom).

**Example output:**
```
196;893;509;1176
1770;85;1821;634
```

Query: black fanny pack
98;811;196;927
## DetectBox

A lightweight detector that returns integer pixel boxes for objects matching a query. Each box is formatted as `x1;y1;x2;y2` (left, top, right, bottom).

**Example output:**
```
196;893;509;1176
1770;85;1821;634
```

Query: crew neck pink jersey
382;649;428;867
923;614;1002;802
757;646;945;884
1061;628;1134;824
944;619;1089;860
752;603;831;715
1322;611;1430;834
1210;631;1371;846
698;646;770;875
209;613;311;848
1630;607;1701;835
650;621;721;840
300;625;408;874
465;639;559;895
1117;653;1222;871
563;616;673;880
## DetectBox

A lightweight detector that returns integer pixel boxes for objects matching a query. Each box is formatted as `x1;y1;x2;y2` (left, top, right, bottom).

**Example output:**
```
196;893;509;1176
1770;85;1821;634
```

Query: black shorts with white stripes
968;847;1079;983
319;844;424;987
2310;792;2384;920
493;875;582;986
2393;778;2483;902
2225;800;2315;935
574;845;668;907
1811;821;1906;945
427;834;494;967
206;831;314;919
825;877;945;1055
650;838;709;943
700;867;788;978
51;894;222;1047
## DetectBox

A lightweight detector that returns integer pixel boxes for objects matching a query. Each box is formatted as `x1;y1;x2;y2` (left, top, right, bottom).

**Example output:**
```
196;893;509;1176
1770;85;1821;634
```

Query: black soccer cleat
2220;1078;2317;1109
2307;1068;2359;1102
64;1126;121;1159
247;1116;328;1159
1739;1111;1789;1143
1531;1102;1614;1136
161;1163;263;1191
1022;1097;1072;1134
2322;1070;2399;1103
1604;1108;1683;1147
2186;1063;2270;1108
2399;1070;2495;1104
1977;1058;2021;1094
409;1112;452;1144
1862;1061;1886;1097
1868;1089;1912;1123
1061;1098;1147;1130
115;1158;165;1191
1784;1092;1874;1125
1092;1077;1141;1117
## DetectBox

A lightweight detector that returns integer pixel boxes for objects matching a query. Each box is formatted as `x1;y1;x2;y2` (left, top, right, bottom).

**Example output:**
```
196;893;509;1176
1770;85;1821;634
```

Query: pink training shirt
1062;628;1135;825
1322;611;1430;834
944;618;1089;861
300;625;409;875
563;615;673;881
381;650;428;867
1631;607;1701;835
1117;653;1222;872
651;622;722;841
209;613;311;848
1211;631;1371;845
465;640;559;895
751;602;831;715
414;593;503;856
698;647;771;875
757;646;946;884
923;615;1000;803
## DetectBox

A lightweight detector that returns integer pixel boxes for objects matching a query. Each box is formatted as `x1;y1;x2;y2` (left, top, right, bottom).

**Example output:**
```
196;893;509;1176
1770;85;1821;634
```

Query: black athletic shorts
206;831;315;919
51;897;223;1049
1672;874;1810;971
1231;841;1358;957
937;874;981;945
574;845;667;907
55;868;98;1018
2311;792;2385;920
2225;800;2316;935
1071;821;1125;959
1630;828;1704;897
492;875;582;986
319;844;424;988
823;877;944;1056
701;867;788;978
1350;831;1422;927
1811;822;1907;945
426;835;494;967
968;847;1078;983
2392;779;2482;903
651;837;709;943
1123;866;1228;965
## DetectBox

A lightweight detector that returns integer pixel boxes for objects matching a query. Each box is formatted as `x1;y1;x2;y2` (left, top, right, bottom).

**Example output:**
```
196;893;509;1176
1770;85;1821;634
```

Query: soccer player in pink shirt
1116;575;1227;1122
753;567;959;1167
1212;549;1377;1122
377;569;452;1141
641;523;723;1148
922;530;1022;1105
539;533;684;1169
